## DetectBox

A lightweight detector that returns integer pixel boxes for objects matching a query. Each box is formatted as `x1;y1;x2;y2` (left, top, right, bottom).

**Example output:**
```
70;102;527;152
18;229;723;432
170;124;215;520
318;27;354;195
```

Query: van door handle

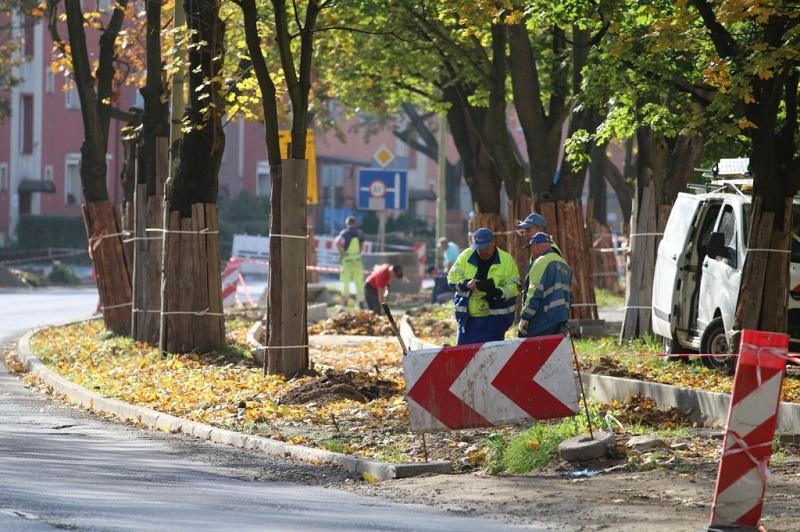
703;263;709;269
671;254;677;260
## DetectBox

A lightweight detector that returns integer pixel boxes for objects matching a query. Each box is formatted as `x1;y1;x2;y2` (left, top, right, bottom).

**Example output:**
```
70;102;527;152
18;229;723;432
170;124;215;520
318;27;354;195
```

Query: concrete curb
398;316;800;436
17;329;451;481
582;373;800;435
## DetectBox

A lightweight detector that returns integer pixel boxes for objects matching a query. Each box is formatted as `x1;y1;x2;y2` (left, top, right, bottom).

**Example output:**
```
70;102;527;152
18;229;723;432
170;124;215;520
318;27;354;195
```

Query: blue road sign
357;168;408;210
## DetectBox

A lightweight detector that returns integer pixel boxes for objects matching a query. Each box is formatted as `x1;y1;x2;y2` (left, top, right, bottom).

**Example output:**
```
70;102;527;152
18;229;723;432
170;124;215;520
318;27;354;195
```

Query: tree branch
688;0;738;58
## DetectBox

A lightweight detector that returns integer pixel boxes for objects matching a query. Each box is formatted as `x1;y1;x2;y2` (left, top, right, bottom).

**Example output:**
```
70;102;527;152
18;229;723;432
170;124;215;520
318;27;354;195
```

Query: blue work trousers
456;315;508;345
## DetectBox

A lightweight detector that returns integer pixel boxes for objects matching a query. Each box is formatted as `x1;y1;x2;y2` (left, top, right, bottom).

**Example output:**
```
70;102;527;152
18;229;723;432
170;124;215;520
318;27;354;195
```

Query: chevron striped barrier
709;329;789;529
403;334;579;432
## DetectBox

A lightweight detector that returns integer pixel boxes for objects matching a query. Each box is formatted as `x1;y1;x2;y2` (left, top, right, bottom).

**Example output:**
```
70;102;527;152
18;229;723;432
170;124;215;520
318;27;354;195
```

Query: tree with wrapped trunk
508;10;608;320
158;0;226;353
235;0;325;377
47;0;137;335
565;0;717;339
575;0;800;342
684;0;800;347
131;0;169;344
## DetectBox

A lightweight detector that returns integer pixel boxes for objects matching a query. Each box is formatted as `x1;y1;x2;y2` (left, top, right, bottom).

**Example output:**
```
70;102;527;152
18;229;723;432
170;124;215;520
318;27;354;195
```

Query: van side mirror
706;232;726;258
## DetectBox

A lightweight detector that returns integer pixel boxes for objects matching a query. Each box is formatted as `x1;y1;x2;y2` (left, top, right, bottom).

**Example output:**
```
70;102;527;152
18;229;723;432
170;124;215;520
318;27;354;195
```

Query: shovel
382;303;408;356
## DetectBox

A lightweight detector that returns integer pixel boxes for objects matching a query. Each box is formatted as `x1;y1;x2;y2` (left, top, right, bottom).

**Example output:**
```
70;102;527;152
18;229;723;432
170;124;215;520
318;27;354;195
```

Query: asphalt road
0;288;529;531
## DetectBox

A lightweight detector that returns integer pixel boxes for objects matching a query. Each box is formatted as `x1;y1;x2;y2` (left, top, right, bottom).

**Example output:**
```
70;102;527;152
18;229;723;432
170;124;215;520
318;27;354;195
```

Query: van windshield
743;203;800;263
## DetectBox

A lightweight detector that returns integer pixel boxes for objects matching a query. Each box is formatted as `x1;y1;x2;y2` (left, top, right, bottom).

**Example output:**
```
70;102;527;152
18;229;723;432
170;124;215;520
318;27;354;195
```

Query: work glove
517;319;529;337
475;278;495;292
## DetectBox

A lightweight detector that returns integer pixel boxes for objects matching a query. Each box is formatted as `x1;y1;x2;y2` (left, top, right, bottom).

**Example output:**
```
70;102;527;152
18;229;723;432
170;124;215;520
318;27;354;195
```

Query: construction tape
629;233;663;238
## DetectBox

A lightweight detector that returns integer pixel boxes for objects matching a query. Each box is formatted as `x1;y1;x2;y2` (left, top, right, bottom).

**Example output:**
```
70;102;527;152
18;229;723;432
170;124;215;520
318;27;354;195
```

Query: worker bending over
364;264;403;314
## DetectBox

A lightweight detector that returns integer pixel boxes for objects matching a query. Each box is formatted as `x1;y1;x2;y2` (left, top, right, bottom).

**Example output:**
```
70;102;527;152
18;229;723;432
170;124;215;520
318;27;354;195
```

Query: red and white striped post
709;329;789;529
221;257;242;308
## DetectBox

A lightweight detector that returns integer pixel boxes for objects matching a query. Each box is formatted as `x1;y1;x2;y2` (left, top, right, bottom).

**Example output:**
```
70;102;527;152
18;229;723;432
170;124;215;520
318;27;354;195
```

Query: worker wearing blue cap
518;232;573;337
447;227;520;345
517;211;561;254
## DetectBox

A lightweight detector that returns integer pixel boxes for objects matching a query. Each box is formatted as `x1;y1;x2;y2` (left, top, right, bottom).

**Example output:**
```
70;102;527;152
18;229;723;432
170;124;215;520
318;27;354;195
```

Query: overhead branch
688;0;738;59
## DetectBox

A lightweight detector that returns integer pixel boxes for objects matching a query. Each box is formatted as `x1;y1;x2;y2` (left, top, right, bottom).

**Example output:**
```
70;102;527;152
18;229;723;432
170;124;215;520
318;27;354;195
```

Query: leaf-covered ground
26;318;752;475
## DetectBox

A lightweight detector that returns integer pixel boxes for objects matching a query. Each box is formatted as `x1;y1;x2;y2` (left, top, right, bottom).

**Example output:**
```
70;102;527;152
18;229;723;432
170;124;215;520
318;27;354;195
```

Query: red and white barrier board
710;329;789;529
221;257;241;308
404;334;579;432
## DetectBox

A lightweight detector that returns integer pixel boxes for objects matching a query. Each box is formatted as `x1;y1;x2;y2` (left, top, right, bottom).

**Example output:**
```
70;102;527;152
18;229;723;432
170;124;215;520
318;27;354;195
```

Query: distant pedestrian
364;264;403;314
438;237;460;271
335;216;365;308
427;265;453;304
518;232;573;337
448;228;520;345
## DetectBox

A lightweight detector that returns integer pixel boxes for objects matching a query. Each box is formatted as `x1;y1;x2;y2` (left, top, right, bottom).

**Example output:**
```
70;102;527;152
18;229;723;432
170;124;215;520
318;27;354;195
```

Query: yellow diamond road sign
373;145;395;168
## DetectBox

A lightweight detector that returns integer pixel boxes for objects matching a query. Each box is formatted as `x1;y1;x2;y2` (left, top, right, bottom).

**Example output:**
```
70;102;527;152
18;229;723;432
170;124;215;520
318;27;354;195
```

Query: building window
44;165;53;181
256;162;270;197
45;71;55;93
65;75;79;109
65;155;81;205
24;17;35;58
0;163;8;190
20;94;34;154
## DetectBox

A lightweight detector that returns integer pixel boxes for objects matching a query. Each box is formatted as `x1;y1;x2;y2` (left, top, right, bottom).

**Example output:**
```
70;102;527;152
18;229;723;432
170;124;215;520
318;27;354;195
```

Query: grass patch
594;288;624;308
485;404;606;474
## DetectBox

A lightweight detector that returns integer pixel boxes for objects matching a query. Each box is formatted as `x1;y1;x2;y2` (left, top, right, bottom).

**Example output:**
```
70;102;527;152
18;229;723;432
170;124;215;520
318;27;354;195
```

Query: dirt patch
308;310;394;336
281;369;402;406
587;355;647;380
602;394;699;429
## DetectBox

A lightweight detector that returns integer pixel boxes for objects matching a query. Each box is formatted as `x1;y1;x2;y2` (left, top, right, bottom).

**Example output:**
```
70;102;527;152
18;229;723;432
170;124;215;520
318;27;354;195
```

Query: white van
651;166;800;366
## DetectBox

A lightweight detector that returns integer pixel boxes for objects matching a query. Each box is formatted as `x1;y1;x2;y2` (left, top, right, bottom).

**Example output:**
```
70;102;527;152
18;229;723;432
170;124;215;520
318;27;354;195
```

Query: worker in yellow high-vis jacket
447;228;520;345
335;216;365;307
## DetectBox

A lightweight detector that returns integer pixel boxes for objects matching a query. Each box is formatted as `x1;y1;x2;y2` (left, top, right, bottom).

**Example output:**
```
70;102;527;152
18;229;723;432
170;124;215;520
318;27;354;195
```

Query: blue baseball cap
517;212;547;230
527;232;552;246
472;227;494;251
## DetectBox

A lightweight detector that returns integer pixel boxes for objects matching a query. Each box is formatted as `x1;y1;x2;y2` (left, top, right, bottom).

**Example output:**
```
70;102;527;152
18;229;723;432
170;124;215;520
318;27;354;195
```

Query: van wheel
700;317;735;370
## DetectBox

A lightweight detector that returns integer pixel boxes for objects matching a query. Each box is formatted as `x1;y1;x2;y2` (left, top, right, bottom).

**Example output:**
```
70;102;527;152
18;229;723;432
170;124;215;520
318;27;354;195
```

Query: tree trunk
589;145;607;226
620;129;703;340
131;0;169;344
85;201;133;334
732;115;797;347
160;0;226;353
267;160;308;376
62;0;132;335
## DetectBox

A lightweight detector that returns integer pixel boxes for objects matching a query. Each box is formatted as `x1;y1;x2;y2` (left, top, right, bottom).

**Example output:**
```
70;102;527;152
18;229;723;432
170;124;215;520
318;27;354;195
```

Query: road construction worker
517;211;562;255
438;237;460;271
335;216;365;307
364;264;403;314
448;228;520;345
518;232;573;337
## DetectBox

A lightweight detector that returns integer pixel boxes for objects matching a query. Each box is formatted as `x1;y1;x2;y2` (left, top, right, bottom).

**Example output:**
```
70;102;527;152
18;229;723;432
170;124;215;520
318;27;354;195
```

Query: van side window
715;205;738;266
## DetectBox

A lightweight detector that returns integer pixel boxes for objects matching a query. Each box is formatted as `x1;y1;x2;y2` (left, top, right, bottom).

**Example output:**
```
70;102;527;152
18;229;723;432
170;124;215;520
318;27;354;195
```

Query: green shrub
47;262;80;285
16;215;87;250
